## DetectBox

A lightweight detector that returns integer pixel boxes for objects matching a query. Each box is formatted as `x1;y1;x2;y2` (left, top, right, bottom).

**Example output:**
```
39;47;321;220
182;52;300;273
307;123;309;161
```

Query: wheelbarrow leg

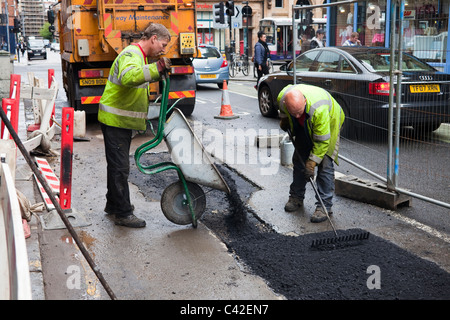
179;175;198;228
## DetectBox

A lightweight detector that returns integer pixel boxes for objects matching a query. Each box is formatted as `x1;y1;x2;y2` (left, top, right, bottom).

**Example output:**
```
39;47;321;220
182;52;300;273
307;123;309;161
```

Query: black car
257;47;450;137
27;39;47;60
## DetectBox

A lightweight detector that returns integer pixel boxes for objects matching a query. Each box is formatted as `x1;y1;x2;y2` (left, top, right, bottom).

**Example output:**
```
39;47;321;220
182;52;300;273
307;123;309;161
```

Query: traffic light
213;2;225;24
306;10;313;25
225;1;234;17
47;10;55;25
13;17;21;33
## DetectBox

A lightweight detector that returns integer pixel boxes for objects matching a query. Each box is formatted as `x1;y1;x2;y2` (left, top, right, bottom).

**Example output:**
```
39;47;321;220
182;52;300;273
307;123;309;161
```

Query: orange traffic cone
214;80;239;120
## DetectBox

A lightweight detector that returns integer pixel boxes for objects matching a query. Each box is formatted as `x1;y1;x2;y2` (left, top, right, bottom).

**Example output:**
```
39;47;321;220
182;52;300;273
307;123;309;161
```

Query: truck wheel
176;103;195;117
67;67;76;109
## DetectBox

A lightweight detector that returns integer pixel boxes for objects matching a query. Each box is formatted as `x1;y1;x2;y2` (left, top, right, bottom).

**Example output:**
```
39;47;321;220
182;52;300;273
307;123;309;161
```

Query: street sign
231;5;242;29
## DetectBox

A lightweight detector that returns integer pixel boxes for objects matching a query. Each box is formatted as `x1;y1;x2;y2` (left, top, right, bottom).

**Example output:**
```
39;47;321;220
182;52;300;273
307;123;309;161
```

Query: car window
353;52;435;72
198;47;220;59
315;51;340;73
28;40;45;48
339;57;356;73
293;51;320;71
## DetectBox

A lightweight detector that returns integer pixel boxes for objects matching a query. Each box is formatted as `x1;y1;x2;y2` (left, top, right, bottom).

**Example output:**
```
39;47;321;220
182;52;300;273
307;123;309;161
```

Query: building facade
324;0;449;72
0;0;19;53
198;0;449;72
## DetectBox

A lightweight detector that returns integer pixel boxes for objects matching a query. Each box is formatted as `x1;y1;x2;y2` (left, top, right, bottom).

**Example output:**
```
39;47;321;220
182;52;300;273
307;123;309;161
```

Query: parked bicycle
229;53;249;77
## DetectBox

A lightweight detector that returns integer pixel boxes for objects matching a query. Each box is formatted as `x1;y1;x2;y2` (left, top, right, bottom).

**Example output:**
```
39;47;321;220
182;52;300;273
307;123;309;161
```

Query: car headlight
27;50;32;53
41;49;46;53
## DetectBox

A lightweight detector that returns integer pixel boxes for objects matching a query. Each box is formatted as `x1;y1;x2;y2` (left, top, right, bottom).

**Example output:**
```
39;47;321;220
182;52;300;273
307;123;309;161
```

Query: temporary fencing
293;1;449;209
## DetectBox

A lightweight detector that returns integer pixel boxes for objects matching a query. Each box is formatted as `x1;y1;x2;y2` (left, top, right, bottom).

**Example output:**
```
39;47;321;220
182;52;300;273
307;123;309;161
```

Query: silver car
193;44;229;89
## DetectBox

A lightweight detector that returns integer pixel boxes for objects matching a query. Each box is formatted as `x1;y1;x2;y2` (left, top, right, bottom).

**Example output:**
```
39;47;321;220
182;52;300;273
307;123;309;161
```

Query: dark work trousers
290;118;335;210
101;123;133;218
290;120;312;202
256;63;269;84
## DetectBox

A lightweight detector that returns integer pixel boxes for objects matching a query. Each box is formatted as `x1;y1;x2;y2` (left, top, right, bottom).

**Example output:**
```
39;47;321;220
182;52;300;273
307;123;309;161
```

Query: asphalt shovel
286;129;370;249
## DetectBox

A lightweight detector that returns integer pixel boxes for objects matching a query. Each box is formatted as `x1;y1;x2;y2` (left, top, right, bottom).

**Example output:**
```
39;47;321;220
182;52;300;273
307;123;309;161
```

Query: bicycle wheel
229;61;236;77
242;61;249;76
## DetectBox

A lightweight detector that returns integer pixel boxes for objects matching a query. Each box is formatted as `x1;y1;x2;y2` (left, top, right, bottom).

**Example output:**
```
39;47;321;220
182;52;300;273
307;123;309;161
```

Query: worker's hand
304;159;316;181
156;57;172;74
279;117;290;132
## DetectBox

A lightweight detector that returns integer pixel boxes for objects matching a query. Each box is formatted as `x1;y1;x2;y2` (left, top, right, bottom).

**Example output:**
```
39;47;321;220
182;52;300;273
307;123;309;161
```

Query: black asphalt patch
130;152;450;300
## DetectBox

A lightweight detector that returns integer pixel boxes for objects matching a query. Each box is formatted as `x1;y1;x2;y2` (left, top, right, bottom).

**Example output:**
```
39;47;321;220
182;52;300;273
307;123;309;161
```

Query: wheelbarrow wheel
160;181;206;225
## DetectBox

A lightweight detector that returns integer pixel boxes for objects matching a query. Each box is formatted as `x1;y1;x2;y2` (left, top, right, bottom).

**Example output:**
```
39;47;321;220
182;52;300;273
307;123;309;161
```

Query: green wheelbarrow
134;78;230;228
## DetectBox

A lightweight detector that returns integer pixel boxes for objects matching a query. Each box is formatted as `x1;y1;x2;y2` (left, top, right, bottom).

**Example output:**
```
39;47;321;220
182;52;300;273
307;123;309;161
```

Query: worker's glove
304;159;316;181
279;117;290;132
156;57;172;75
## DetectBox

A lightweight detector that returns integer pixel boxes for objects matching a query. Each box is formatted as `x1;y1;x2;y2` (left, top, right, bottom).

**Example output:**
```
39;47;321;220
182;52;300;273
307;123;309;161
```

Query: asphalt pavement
12;56;450;302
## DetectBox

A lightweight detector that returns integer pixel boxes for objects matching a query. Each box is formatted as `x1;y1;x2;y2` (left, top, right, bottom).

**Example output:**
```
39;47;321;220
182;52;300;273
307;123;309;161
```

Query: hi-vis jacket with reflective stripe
277;84;345;165
98;44;161;131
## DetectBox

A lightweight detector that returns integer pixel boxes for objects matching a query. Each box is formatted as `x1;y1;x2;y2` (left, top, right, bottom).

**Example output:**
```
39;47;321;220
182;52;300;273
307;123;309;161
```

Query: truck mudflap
167;73;196;116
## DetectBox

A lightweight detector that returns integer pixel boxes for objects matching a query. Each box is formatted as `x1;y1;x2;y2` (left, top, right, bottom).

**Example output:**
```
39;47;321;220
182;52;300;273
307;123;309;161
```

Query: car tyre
258;85;278;118
217;80;228;89
413;122;441;134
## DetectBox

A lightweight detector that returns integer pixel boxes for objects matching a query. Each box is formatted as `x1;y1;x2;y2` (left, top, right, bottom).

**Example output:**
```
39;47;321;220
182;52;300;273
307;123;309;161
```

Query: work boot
310;207;332;223
284;197;303;212
114;214;146;228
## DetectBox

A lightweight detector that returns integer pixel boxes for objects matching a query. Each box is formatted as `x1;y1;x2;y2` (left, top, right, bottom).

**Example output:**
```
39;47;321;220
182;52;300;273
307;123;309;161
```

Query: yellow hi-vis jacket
98;44;161;131
277;84;345;165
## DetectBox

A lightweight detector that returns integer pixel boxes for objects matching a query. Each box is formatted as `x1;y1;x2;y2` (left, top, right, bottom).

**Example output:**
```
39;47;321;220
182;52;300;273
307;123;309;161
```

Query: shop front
324;0;449;72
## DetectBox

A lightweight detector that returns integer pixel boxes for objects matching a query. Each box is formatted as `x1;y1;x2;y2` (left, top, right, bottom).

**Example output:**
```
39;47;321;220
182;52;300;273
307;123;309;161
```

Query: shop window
403;0;448;64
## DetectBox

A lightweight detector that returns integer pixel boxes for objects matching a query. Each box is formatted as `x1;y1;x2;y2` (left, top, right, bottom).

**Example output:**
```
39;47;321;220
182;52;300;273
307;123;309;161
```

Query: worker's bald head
284;90;306;118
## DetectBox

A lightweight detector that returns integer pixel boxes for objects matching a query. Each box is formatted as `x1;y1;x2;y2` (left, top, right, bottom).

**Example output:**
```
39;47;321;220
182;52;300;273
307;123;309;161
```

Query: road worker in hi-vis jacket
98;23;172;228
278;84;345;223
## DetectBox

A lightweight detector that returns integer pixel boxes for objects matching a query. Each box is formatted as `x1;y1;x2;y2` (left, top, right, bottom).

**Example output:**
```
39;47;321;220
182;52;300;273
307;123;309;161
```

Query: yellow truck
49;0;197;115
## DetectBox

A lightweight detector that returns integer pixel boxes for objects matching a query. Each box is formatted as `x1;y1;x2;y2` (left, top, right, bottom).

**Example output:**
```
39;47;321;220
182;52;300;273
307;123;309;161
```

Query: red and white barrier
59;107;73;211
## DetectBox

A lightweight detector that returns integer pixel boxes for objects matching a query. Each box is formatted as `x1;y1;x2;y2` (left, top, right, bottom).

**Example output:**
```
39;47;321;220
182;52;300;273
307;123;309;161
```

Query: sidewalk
228;62;281;83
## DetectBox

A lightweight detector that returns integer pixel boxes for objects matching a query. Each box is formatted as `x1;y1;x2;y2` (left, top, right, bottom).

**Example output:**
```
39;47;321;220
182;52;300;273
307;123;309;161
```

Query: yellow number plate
80;78;107;86
410;84;440;93
200;74;217;79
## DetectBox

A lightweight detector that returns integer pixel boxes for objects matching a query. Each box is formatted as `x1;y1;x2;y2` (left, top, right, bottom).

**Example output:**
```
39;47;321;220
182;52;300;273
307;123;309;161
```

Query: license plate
35;53;40;56
200;74;217;79
80;78;107;86
410;84;440;93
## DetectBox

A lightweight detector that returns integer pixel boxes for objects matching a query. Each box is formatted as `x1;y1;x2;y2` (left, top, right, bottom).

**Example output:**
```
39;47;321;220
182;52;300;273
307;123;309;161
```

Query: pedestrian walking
98;23;172;228
310;29;325;49
254;31;270;89
277;84;345;222
300;33;311;53
20;41;25;56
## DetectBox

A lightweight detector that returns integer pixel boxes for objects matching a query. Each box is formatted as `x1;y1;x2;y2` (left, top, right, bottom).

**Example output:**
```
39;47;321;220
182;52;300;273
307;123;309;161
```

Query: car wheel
413;122;441;134
258;85;278;118
217;81;228;89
